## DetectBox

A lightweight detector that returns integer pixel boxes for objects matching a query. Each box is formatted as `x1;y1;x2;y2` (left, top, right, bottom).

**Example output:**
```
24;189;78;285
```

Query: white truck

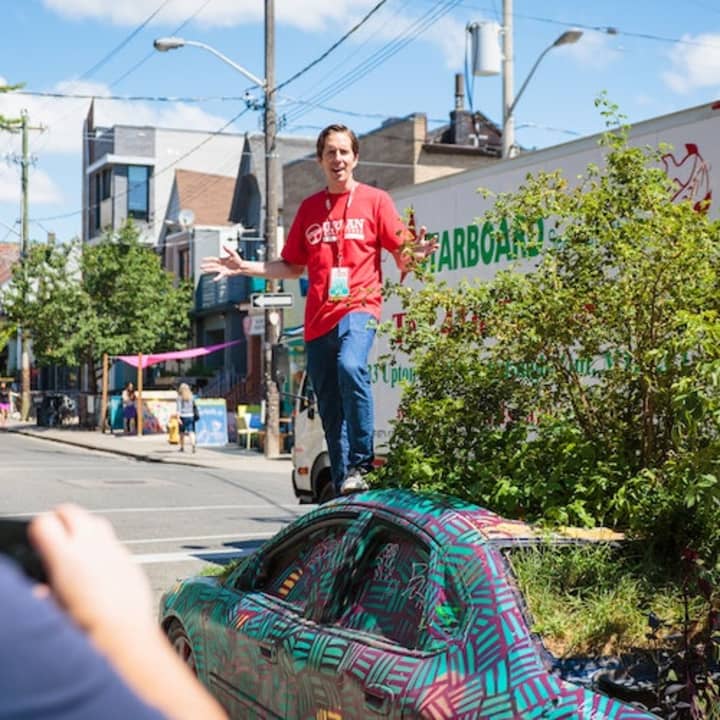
291;100;720;503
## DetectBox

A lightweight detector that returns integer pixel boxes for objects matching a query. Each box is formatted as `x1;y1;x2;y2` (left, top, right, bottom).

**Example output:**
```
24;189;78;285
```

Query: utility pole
263;0;281;458
501;0;514;159
19;110;31;420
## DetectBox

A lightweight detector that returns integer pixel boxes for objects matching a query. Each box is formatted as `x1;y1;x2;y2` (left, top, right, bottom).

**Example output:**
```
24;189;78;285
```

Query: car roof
328;488;544;548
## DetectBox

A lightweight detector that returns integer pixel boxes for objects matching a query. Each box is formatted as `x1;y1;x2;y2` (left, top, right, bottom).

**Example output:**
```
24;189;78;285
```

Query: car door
286;518;439;719
279;511;374;719
202;515;357;719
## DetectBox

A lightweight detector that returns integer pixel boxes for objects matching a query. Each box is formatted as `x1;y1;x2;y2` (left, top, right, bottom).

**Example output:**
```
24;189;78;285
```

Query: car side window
421;563;467;650
255;521;349;611
333;524;429;649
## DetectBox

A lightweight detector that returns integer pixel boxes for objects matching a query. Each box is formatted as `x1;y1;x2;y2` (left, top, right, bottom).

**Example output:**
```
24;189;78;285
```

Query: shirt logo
306;218;366;245
306;223;323;245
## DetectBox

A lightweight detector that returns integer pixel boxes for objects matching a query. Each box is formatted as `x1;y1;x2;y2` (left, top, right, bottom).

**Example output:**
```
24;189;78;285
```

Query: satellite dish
178;208;195;229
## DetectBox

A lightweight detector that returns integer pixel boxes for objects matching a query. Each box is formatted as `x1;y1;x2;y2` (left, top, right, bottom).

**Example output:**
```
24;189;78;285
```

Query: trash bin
36;395;54;426
36;395;64;427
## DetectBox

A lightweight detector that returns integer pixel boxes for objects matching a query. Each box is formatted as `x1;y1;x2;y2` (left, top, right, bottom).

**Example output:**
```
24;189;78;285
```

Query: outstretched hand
200;246;248;282
409;225;438;263
400;225;438;282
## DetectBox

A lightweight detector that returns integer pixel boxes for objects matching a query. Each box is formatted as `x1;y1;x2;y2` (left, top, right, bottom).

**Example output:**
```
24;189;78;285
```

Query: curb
4;426;168;464
2;426;286;470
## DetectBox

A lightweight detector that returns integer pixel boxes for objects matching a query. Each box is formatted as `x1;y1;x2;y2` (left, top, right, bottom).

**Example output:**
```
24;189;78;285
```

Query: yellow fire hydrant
167;414;180;445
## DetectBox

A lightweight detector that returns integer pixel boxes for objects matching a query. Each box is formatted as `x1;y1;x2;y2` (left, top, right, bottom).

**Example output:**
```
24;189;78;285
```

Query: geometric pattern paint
161;488;659;719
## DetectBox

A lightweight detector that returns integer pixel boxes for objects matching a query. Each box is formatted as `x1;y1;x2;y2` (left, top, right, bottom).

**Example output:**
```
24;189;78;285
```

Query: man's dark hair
316;124;359;159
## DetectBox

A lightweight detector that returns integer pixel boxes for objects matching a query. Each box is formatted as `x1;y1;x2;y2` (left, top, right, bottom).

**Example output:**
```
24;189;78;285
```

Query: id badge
329;267;350;300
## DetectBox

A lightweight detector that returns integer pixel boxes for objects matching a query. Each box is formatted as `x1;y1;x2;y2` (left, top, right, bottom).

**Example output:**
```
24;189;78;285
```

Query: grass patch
199;559;243;578
507;541;718;658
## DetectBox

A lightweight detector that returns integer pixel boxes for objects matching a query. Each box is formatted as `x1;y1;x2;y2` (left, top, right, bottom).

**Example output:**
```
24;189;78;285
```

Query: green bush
378;98;720;564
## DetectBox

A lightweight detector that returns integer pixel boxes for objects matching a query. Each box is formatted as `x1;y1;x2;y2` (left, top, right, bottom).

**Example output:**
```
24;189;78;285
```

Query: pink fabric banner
115;339;243;368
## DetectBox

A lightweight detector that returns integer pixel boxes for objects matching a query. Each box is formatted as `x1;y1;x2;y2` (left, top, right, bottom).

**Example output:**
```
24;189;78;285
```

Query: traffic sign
250;293;294;309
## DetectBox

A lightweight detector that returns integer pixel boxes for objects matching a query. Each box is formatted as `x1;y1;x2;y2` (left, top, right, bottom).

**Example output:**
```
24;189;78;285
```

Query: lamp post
502;0;582;158
153;0;282;458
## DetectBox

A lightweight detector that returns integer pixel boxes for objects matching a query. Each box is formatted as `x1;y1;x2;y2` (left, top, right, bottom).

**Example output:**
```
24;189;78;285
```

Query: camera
0;519;46;583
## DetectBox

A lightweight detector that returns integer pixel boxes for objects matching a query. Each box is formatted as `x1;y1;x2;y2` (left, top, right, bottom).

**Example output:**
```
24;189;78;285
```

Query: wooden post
101;353;109;433
136;353;143;436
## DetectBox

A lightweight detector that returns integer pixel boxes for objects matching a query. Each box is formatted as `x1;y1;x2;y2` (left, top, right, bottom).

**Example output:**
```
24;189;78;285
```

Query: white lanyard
324;183;356;267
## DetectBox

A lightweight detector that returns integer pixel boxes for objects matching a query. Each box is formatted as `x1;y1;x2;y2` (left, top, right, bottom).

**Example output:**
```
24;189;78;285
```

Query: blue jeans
306;312;377;492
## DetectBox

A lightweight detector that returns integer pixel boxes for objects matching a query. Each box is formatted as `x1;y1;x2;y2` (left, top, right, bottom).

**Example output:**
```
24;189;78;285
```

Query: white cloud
560;29;620;70
40;0;475;72
0;164;63;205
0;77;233;214
663;33;720;94
0;79;232;157
395;14;467;70
42;0;381;31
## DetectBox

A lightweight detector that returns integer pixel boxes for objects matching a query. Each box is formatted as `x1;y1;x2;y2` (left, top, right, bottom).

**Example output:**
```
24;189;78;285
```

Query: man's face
318;131;358;191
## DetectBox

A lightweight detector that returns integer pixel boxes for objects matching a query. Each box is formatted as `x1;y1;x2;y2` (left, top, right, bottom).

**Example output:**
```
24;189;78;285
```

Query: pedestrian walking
0;382;10;426
121;383;137;434
201;123;436;496
175;383;197;454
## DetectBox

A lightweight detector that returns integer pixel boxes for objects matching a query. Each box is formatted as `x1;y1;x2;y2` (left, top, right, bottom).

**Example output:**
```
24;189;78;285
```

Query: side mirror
271;344;289;387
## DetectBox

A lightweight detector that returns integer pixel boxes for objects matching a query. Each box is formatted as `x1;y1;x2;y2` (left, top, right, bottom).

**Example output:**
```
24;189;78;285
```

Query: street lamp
152;38;265;88
153;0;283;458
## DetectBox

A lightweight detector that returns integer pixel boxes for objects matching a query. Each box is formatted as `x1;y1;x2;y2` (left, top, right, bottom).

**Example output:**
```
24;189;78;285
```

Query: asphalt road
1;432;313;606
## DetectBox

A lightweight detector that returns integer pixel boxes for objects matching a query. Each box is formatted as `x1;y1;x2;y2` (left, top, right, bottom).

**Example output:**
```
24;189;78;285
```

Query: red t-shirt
282;183;406;342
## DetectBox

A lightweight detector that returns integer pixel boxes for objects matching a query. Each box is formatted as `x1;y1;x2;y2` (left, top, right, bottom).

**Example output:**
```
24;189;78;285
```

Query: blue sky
1;0;720;244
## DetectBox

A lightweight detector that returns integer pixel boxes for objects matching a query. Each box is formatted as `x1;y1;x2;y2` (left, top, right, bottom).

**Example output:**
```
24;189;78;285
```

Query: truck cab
291;372;334;504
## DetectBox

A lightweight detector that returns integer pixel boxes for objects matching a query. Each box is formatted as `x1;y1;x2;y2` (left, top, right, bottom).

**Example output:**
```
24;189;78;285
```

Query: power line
300;0;415;98
109;0;215;89
28;1;216;163
16;90;249;103
29;106;250;223
14;88;439;126
415;0;720;48
275;0;391;93
80;0;174;81
283;0;463;126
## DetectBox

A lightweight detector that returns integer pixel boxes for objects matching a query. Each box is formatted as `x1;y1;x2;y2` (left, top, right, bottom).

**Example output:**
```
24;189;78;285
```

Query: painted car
160;489;657;719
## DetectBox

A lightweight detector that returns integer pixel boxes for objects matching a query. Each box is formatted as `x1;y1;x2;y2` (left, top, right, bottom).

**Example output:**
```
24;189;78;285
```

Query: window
93;173;101;230
178;247;190;281
334;525;430;649
255;521;350;612
101;168;111;200
127;165;150;220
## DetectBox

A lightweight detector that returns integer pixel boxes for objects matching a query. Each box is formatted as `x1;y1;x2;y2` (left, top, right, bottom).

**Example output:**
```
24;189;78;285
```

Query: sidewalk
2;420;292;474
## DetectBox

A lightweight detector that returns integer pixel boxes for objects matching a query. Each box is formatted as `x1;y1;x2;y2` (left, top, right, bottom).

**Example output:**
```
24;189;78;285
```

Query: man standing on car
201;124;435;496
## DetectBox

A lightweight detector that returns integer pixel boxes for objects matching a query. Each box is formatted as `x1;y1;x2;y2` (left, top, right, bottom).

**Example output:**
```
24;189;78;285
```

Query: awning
115;339;242;369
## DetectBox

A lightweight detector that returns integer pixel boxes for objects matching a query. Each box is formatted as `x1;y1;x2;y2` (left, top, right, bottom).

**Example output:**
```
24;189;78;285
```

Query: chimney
454;72;464;111
448;73;474;145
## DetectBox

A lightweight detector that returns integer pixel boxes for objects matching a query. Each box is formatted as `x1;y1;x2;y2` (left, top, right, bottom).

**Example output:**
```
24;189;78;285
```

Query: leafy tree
1;222;193;393
0;81;24;132
380;99;720;558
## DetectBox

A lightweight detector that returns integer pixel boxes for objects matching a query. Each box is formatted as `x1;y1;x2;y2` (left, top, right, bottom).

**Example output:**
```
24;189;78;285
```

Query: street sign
250;293;294;309
243;314;265;336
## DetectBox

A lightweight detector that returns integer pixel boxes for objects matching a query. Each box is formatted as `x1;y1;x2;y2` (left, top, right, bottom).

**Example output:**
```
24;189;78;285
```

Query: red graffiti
661;143;712;213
